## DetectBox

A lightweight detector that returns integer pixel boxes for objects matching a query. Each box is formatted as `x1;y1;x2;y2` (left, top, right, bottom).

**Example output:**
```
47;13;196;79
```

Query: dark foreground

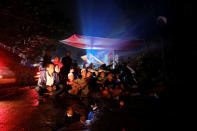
0;87;179;131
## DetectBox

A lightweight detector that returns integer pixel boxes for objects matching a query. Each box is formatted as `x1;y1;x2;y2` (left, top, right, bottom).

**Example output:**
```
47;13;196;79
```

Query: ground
0;86;179;131
0;87;60;131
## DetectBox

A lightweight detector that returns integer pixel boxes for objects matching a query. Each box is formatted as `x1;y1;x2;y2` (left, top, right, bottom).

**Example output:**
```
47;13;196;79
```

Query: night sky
0;0;195;68
0;0;182;39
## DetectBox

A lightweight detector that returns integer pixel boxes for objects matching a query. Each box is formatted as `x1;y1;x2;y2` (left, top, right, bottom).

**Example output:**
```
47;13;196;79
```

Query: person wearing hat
67;72;80;95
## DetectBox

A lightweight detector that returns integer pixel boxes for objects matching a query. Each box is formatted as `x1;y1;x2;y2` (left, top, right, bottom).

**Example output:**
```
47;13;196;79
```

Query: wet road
0;87;60;131
0;86;179;131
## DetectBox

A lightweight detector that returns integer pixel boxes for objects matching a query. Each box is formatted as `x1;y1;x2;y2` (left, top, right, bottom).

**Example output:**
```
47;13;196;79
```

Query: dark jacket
62;56;72;68
38;70;59;89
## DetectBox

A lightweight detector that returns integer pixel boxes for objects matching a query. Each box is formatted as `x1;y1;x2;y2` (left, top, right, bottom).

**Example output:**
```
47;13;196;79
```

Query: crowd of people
36;50;140;99
35;50;165;130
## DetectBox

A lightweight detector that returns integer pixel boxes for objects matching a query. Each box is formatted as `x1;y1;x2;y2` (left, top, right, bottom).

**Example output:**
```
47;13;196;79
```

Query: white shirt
46;71;54;86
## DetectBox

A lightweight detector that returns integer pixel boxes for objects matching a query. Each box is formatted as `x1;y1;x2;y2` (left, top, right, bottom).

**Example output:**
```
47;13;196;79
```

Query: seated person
53;56;63;69
87;71;92;79
111;84;122;98
67;69;90;97
86;71;95;93
112;74;124;97
67;72;80;95
75;69;89;97
54;64;65;95
115;73;121;84
102;73;116;98
54;64;60;73
35;62;63;98
96;71;107;91
69;68;78;79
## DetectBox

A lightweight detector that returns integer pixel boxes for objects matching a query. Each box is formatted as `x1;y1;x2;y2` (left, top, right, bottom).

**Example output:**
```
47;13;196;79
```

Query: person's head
80;115;86;123
89;63;94;69
54;56;60;62
54;64;60;73
66;106;73;116
100;71;105;78
87;71;92;78
66;51;71;57
46;62;54;74
81;69;87;78
68;73;74;81
107;73;113;81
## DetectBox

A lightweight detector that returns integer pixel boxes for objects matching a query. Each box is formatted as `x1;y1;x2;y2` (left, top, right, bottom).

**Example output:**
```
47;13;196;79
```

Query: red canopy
60;34;144;50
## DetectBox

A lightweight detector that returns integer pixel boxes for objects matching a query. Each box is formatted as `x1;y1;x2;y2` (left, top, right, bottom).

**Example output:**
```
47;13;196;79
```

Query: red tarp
60;34;144;50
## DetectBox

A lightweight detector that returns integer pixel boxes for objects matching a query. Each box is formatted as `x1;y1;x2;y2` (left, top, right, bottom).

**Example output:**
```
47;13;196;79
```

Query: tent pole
113;50;115;69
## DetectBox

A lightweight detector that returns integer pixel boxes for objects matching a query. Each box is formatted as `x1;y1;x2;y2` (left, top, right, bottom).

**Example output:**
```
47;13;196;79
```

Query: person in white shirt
36;62;62;97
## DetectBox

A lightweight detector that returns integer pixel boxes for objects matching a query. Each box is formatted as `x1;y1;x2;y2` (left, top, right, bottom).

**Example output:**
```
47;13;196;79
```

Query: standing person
42;50;52;68
53;56;63;69
62;51;72;72
60;51;72;82
72;62;81;78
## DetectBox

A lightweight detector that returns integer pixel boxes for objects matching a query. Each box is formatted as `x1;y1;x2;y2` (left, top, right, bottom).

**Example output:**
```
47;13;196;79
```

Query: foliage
24;35;56;63
0;0;74;63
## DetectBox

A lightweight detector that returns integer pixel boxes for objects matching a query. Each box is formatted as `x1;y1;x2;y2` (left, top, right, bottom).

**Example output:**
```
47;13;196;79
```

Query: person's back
60;51;72;82
62;56;72;67
62;51;72;68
